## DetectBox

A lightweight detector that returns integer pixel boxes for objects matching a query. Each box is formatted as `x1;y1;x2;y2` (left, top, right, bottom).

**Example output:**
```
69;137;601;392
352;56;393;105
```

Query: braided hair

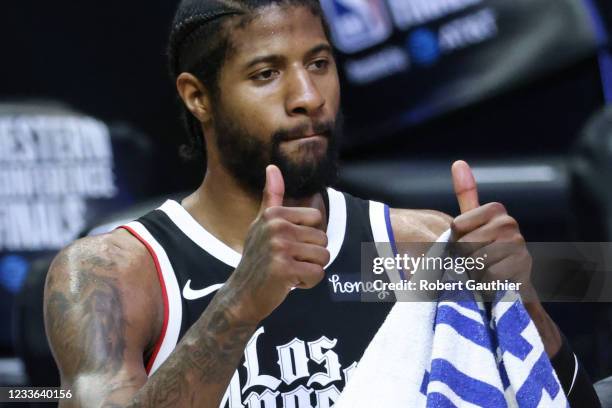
167;0;330;161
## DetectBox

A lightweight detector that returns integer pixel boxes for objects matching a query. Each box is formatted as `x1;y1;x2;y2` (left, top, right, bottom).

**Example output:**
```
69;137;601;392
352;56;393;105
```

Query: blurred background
1;0;611;404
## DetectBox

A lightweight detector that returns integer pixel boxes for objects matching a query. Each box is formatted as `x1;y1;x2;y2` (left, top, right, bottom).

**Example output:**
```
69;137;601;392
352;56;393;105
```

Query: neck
181;161;327;254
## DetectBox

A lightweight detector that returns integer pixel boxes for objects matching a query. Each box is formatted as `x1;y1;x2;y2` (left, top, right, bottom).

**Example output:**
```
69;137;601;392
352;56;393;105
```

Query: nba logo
321;0;393;54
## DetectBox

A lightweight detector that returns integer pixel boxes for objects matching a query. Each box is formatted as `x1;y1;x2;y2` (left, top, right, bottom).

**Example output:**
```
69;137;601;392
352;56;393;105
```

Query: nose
285;68;325;117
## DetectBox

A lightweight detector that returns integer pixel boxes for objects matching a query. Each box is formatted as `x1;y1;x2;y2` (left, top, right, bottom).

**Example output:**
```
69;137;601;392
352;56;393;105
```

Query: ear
176;72;212;123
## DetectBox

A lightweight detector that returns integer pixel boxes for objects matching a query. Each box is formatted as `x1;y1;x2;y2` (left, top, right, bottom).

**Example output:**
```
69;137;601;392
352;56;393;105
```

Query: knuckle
450;218;466;236
268;218;288;234
322;233;329;248
501;215;518;229
488;202;506;214
318;231;329;247
310;209;323;225
270;237;289;253
320;248;331;266
271;252;289;267
512;232;525;244
450;219;460;232
262;206;280;221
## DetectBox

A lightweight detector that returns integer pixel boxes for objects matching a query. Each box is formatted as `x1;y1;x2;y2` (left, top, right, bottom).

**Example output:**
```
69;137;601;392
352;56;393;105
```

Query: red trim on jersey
120;225;170;375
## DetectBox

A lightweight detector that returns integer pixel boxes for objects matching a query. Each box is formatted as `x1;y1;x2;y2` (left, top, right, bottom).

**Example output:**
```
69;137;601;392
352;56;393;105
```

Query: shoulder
339;189;452;242
389;208;452;243
45;228;162;366
47;228;155;286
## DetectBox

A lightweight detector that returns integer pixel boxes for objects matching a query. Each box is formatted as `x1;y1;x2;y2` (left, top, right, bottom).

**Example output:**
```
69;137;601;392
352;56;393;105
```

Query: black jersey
121;188;395;408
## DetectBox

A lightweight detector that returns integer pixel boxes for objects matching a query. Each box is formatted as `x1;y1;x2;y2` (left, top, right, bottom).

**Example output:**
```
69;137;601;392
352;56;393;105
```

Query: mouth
274;121;334;145
299;133;325;140
284;132;329;143
281;135;327;149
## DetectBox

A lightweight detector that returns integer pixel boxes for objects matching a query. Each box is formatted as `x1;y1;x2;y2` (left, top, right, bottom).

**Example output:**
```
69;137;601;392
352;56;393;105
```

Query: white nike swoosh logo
182;280;224;300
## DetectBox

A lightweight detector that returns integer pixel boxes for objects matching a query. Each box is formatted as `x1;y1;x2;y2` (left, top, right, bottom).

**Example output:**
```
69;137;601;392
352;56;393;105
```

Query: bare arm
45;231;154;407
44;230;258;408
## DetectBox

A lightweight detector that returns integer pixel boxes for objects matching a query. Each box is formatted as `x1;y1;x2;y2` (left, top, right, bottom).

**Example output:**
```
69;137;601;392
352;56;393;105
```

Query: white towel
335;230;568;407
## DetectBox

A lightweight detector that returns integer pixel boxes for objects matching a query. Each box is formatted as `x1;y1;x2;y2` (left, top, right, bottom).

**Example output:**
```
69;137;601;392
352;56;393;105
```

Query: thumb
451;160;480;214
260;165;285;211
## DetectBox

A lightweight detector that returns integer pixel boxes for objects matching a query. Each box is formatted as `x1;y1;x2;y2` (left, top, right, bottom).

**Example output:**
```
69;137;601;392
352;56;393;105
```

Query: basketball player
43;0;600;406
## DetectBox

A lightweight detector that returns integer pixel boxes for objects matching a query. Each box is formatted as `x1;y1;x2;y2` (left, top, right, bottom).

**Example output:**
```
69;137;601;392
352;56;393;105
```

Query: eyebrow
243;43;333;70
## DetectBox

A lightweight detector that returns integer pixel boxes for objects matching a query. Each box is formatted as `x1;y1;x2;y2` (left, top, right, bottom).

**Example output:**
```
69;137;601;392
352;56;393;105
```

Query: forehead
227;5;329;62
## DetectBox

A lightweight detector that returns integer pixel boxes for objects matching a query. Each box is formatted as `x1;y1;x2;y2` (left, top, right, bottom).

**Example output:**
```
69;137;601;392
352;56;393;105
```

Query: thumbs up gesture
450;161;532;291
224;165;329;324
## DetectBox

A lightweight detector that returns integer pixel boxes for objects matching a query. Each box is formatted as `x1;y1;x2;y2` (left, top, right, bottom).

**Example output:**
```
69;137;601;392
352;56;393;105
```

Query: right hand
225;165;329;324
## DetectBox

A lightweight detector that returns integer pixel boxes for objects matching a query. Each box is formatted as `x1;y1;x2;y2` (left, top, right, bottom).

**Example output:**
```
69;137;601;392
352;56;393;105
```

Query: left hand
450;160;533;291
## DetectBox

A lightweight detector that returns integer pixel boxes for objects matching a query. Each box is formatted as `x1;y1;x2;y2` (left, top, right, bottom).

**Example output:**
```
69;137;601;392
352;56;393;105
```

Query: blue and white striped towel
335;230;568;407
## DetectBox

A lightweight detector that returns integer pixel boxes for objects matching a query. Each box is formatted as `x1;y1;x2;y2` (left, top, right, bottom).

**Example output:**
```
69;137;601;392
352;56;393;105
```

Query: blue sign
0;255;29;293
321;0;394;54
407;28;441;66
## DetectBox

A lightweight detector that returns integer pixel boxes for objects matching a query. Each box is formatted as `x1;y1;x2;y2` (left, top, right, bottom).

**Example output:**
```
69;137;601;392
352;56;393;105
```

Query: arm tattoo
47;245;257;408
46;253;126;376
131;289;256;408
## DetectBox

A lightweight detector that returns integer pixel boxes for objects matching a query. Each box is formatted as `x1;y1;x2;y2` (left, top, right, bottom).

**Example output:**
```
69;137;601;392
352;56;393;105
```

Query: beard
213;105;342;200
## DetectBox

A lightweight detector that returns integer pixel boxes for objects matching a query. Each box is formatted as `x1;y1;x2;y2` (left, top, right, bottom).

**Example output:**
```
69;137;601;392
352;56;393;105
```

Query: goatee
214;108;343;200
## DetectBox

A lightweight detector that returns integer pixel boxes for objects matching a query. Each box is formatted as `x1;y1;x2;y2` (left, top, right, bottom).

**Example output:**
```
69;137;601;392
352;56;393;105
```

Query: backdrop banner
321;0;599;147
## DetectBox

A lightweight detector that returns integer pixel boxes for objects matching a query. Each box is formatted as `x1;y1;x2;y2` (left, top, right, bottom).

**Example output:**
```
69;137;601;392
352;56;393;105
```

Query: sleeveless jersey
121;188;396;408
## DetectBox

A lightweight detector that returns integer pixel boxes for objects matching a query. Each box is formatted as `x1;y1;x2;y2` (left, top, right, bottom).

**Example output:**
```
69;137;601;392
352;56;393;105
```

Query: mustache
272;120;335;143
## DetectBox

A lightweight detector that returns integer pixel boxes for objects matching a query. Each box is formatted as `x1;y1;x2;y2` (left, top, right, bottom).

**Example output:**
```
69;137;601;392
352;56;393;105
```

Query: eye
309;59;330;71
251;69;280;81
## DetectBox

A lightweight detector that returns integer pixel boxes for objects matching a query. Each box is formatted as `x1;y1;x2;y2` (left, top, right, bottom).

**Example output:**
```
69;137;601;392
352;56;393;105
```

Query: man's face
210;4;342;199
